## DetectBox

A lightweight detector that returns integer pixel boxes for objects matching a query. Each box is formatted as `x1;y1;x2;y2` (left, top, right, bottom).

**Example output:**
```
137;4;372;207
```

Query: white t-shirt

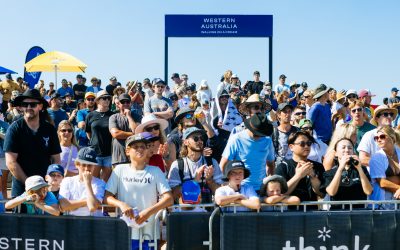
60;145;78;173
357;128;379;157
307;139;328;163
106;164;171;240
215;183;258;212
59;175;106;216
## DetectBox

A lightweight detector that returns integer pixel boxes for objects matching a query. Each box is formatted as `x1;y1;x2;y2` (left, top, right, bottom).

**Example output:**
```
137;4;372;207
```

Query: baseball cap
298;119;313;128
222;160;250;181
153;78;166;85
231;74;238;79
279;74;287;79
25;175;49;192
47;164;65;176
346;89;358;97
85;92;96;99
181;180;201;204
110;76;117;81
253;71;260;75
277;102;294;112
141;131;160;142
170;73;179;79
76;74;83;79
125;133;149;148
358;89;375;98
118;93;131;102
392;87;399;92
76;147;98;165
182;127;206;140
301;82;308;88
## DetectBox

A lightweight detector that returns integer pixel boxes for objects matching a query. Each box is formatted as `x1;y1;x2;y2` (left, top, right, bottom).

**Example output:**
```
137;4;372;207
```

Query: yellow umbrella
24;51;87;89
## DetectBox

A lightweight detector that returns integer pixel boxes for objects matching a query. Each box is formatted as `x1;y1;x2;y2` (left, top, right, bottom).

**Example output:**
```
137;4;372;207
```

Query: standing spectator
57;79;74;97
47;93;68;128
246;71;264;95
0;119;9;199
127;81;144;118
59;147;105;216
86;77;103;94
220;113;274;191
358;89;375;121
58;120;79;176
109;94;141;166
85;90;113;181
288;82;300;107
142;78;154;100
346;89;358;104
196;80;213;105
291;105;307;128
180;74;189;86
46;82;56;97
273;74;289;96
0;73;20;114
171;73;185;93
143;78;173;120
211;90;242;133
349;101;376;152
62;93;77;114
105;134;173;250
232;94;266;135
76;92;96;129
298;82;308;97
72;74;87;101
275;131;324;202
5;89;61;200
358;105;397;166
216;70;232;97
302;90;314;113
388;87;400;108
307;84;332;144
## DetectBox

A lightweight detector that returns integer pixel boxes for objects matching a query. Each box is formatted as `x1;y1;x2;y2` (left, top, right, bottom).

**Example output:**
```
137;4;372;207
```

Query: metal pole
269;37;273;88
165;36;168;85
55;65;58;90
208;207;220;250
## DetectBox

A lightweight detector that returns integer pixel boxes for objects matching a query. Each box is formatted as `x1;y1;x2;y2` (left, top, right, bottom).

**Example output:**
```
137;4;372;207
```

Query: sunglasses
190;135;203;142
294;111;306;116
49;173;63;178
293;141;313;147
374;134;387;141
351;108;363;113
86;98;95;101
377;112;395;118
155;85;165;89
21;102;41;108
303;95;310;99
185;113;194;119
145;124;160;132
120;100;130;105
99;97;111;101
347;94;357;99
170;97;178;101
60;129;73;133
301;127;313;131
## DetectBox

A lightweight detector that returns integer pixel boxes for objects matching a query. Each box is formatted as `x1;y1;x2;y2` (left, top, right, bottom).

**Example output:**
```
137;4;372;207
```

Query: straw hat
239;94;265;116
371;105;398;126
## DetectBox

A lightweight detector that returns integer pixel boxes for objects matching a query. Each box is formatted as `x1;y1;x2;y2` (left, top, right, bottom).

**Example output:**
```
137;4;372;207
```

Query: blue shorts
131;240;157;250
96;156;112;168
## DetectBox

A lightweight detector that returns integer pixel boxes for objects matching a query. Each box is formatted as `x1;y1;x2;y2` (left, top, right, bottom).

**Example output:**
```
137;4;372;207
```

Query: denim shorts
96;156;112;168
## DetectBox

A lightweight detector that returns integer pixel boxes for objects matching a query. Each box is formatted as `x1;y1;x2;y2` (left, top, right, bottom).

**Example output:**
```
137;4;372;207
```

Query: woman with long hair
58;120;79;177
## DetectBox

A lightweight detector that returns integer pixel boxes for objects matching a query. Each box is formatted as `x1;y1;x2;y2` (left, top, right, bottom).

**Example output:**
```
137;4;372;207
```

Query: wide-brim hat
239;94;266;116
336;92;346;101
135;114;168;133
222;160;250;181
313;84;331;100
371;105;398;126
113;86;126;95
243;113;273;137
259;175;288;197
174;107;195;123
14;89;48;108
95;90;111;101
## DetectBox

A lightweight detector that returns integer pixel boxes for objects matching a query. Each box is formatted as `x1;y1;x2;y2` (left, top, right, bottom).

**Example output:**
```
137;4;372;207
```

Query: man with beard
168;127;222;202
4;89;61;202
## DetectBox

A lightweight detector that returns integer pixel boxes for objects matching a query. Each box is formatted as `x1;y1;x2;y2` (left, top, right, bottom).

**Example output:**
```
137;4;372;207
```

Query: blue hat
182;127;206;140
46;164;65;176
141;131;160;142
76;147;98;165
392;87;399;92
181;180;201;204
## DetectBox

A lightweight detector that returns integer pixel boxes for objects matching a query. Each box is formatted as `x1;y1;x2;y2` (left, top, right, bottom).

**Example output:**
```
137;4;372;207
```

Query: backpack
177;156;214;204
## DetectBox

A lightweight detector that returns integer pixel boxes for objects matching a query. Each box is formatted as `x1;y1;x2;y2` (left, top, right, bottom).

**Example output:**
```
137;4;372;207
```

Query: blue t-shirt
76;108;90;123
222;130;274;191
56;87;74;97
19;191;58;215
86;86;103;94
307;102;332;142
47;108;68;128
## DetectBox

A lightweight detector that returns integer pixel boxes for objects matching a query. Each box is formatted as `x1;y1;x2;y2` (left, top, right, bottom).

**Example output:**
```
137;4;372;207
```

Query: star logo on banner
318;226;331;242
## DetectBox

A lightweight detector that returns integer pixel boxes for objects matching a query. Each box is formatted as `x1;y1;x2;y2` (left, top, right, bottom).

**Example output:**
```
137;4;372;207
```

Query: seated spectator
369;126;400;209
58;120;79;176
168;127;223;203
259;175;300;205
291;105;306;128
5;175;60;216
104;133;173;250
275;131;325;203
320;138;372;209
299;119;328;163
45;164;65;199
59;147;105;216
215;160;260;211
47;93;68;128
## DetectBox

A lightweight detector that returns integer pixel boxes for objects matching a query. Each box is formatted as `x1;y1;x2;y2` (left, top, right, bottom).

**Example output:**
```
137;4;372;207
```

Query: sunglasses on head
21;102;41;108
60;129;73;133
351;107;363;113
347;94;357;99
145;124;160;132
374;134;387;141
185;113;194;119
377;112;395;118
120;100;130;105
294;111;306;116
190;135;203;142
293;141;313;147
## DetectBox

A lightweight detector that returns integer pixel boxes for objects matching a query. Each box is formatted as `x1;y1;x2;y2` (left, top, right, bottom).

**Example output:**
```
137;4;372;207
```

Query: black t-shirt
320;166;371;203
72;83;87;100
4;118;61;178
105;83;121;95
85;110;114;156
247;81;264;95
62;101;77;113
275;158;325;202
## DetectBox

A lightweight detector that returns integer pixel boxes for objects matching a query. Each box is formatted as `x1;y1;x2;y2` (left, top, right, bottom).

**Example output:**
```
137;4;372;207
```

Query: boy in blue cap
45;164;64;199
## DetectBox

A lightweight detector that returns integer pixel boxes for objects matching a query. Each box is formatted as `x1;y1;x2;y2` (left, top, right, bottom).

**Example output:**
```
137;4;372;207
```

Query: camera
348;157;359;168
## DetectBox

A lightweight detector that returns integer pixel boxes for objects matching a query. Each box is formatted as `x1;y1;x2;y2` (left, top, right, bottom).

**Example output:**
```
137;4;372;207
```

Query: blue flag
24;46;45;89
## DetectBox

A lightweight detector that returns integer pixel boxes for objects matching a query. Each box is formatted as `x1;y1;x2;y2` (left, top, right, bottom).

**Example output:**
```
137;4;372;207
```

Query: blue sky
2;1;400;104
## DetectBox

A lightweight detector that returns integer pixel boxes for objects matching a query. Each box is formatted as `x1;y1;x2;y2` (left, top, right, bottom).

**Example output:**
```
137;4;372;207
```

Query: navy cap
47;164;65;176
392;87;399;92
76;147;98;165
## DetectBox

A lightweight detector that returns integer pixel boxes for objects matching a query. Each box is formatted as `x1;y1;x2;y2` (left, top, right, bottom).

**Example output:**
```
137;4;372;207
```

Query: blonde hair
377;125;400;147
348;101;364;110
223;70;233;83
327;123;357;153
303;90;314;98
277;90;290;104
57;120;79;148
